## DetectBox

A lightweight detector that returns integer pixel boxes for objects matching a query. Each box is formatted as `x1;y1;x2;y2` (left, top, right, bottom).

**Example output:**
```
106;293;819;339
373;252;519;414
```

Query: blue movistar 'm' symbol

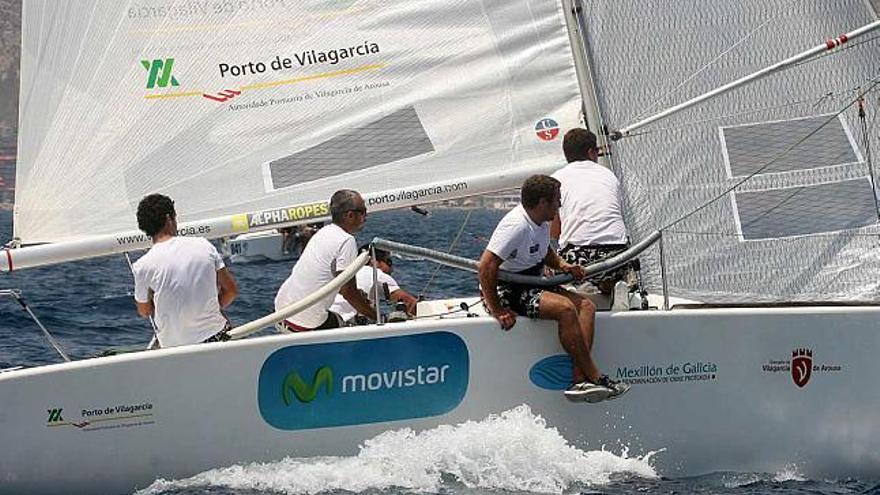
282;366;333;404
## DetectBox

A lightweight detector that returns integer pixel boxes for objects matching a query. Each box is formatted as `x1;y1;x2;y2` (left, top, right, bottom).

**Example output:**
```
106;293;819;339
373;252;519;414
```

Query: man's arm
550;214;561;241
543;247;585;280
340;278;376;319
478;250;517;330
136;289;154;318
389;288;419;315
132;264;154;317
217;267;238;308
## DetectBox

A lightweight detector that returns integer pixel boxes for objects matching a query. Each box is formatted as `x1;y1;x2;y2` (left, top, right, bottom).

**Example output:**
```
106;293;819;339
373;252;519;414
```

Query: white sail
14;0;582;246
580;0;880;302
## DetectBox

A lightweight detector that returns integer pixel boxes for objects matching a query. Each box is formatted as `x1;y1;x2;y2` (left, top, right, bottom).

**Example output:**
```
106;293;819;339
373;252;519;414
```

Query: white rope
227;251;370;340
419;209;473;296
631;4;794;123
618;19;880;137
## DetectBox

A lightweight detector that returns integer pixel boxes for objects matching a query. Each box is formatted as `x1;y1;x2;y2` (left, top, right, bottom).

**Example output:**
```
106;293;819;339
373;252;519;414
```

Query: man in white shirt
329;247;419;324
478;175;629;403
274;190;375;331
132;194;238;347
551;128;632;295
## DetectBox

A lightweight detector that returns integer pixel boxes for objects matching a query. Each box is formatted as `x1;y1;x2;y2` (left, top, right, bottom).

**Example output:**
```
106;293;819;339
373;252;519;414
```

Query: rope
631;5;794;123
624;97;822;138
788;34;880;71
858;96;880;221
124;252;159;349
624;76;879;138
665;78;880;231
618;35;880;141
228;251;370;339
660;229;880;239
419;209;473;297
410;297;486;320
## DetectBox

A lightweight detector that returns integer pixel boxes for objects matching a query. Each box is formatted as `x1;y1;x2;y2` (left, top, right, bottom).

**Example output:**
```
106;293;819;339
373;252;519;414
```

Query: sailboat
3;0;880;493
221;229;300;263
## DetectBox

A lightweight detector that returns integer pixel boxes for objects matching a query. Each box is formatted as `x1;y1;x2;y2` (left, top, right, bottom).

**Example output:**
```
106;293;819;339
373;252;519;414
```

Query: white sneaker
564;381;612;403
597;375;631;400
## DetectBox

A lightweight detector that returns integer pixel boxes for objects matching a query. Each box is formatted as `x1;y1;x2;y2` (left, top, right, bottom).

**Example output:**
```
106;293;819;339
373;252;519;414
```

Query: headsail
14;0;582;249
581;0;880;302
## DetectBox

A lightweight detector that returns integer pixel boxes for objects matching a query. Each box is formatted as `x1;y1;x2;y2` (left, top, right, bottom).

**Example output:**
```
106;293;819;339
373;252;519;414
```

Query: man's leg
537;291;601;384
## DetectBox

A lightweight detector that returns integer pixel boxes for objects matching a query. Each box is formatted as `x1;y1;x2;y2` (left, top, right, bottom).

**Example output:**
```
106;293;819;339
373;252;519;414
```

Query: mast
561;0;607;152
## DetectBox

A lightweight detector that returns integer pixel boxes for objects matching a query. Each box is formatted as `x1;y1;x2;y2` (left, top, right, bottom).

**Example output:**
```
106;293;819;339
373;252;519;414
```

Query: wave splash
139;405;659;495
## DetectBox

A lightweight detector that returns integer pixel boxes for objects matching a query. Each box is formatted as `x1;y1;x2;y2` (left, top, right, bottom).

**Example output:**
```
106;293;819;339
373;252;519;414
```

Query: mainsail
580;0;880;302
14;0;582;253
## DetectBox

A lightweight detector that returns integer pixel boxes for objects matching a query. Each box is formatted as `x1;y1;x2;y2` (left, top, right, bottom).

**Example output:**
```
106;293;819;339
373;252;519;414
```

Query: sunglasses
348;207;367;215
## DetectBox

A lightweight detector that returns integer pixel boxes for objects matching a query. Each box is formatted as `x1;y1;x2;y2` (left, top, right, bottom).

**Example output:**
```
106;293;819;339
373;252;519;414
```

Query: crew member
132;194;238;347
329;247;419;324
479;175;629;402
551;128;633;300
274;190;374;330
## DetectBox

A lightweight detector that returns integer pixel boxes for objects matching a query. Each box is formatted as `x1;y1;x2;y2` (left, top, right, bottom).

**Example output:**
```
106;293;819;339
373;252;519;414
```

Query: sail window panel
267;107;434;190
722;115;860;178
733;178;878;240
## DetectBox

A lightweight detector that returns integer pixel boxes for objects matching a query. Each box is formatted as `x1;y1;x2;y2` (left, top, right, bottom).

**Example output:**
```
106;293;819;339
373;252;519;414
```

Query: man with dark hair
479;175;629;403
552;128;631;298
132;194;238;347
329;246;419;324
275;190;375;330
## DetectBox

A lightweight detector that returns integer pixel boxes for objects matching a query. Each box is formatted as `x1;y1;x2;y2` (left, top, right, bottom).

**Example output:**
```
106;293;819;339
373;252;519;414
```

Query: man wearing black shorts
551;128;633;297
478;175;630;402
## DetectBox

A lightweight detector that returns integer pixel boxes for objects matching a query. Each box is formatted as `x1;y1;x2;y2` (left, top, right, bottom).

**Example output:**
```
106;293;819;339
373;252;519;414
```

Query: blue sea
0;209;876;495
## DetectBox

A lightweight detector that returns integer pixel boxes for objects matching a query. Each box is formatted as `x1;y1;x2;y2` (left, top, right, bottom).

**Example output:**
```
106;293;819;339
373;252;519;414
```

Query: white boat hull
223;231;296;264
2;305;878;494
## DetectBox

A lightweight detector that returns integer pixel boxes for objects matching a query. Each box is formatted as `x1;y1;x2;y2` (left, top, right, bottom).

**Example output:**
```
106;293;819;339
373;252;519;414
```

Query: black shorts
202;322;233;343
496;282;545;319
559;244;633;294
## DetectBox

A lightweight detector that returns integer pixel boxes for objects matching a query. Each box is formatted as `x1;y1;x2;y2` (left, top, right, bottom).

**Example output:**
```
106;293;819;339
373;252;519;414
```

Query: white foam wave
772;464;806;483
139;405;659;495
721;464;807;488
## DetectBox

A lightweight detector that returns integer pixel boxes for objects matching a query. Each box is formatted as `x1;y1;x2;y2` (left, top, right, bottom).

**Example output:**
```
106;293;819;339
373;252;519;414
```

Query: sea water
0;209;875;495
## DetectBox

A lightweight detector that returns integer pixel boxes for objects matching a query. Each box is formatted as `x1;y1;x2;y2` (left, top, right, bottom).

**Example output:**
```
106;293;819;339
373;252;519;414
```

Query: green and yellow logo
141;58;180;89
282;366;333;405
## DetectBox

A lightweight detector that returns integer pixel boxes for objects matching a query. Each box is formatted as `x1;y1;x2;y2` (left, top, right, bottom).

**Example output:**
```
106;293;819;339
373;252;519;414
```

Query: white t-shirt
274;223;357;329
132;237;227;348
551;159;628;247
486;205;550;272
329;266;400;322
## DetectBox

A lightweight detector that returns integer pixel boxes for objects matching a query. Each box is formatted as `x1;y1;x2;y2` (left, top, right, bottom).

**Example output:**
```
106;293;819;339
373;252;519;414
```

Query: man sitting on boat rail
132;194;239;347
551;128;634;305
329;246;419;325
275;190;375;331
478;175;629;402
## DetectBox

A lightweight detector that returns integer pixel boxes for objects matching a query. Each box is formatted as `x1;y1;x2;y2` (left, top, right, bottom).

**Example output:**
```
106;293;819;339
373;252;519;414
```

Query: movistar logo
141;58;179;89
282;366;333;405
258;333;469;430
